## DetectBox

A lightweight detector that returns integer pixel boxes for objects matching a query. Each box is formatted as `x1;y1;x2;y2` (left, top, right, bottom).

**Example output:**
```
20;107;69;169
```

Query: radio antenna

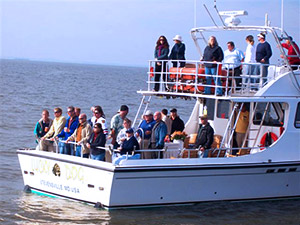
203;4;218;27
280;0;284;37
214;0;226;27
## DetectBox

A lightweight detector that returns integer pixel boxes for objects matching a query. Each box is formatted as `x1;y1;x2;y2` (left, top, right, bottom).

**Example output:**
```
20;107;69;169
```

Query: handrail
147;60;285;97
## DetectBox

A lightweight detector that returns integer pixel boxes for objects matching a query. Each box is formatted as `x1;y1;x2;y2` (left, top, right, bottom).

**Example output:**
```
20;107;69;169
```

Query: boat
17;6;300;209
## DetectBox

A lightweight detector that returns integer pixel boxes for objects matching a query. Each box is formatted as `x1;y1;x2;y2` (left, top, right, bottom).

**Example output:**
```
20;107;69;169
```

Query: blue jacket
154;47;169;60
169;43;186;60
154;121;167;148
57;116;79;140
137;119;156;139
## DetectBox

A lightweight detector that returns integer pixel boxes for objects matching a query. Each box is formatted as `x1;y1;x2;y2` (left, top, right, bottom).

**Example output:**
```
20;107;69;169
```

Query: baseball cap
126;128;134;133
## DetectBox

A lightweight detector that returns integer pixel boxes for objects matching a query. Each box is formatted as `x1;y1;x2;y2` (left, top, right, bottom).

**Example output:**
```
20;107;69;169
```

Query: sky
0;0;299;67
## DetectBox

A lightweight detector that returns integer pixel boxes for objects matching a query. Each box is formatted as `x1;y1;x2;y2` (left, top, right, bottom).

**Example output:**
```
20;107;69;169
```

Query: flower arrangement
171;131;187;141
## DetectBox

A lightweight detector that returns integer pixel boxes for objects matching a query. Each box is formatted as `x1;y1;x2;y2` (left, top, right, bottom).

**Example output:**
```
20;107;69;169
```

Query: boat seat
181;149;199;158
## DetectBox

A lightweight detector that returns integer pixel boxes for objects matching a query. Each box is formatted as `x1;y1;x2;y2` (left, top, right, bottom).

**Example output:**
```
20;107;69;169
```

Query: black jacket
88;132;106;155
203;45;224;68
194;123;214;149
171;116;185;134
121;136;140;155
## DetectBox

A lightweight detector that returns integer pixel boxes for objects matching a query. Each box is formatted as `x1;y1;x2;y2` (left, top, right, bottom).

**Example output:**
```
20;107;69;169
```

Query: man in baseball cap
110;105;129;148
136;109;156;154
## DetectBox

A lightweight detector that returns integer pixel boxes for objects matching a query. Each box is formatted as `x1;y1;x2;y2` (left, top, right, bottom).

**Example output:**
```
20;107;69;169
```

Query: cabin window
217;100;230;119
253;102;284;127
295;103;300;128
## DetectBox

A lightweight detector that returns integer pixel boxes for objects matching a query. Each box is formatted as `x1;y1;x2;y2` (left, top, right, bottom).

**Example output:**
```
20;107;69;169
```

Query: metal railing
147;60;288;96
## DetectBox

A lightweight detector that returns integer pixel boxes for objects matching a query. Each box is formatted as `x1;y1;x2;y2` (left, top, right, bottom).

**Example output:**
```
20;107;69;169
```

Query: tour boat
17;8;300;209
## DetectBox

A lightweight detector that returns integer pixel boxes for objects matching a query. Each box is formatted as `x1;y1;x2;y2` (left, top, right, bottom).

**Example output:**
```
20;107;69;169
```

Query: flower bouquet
171;131;187;141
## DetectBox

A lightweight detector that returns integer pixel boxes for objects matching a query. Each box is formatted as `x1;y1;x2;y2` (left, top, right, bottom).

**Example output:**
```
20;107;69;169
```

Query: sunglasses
79;118;85;120
54;111;59;114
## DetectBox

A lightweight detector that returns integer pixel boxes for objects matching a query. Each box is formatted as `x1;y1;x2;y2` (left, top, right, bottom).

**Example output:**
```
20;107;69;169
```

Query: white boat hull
18;149;300;209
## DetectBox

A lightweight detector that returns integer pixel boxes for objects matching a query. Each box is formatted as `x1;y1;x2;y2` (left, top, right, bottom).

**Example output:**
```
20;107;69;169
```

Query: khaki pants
139;139;153;159
236;132;246;148
39;140;56;152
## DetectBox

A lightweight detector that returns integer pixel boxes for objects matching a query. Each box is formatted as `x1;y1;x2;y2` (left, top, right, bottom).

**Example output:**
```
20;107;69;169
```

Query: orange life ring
150;67;154;77
260;132;278;149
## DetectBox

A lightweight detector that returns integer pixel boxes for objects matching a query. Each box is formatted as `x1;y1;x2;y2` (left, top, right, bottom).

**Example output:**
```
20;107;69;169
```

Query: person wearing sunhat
280;36;300;70
109;105;129;148
169;34;186;68
256;32;272;84
136;110;156;152
194;114;214;158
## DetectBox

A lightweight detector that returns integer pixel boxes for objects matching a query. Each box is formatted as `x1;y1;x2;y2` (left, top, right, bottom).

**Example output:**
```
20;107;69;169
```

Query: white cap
257;33;265;39
144;110;153;116
173;35;183;42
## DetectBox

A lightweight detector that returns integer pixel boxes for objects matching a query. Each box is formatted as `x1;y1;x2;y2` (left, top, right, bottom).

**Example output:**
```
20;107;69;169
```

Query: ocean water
1;59;300;224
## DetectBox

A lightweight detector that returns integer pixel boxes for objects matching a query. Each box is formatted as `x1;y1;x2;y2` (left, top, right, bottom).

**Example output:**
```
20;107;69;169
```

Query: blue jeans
244;65;258;84
59;140;74;155
204;67;222;95
199;149;209;158
256;64;268;85
59;139;65;154
75;145;89;158
91;152;106;161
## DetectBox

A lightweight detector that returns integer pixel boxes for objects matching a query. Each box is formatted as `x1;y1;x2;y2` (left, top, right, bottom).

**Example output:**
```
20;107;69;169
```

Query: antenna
203;4;219;27
194;0;197;28
281;0;284;37
214;0;226;27
265;13;268;26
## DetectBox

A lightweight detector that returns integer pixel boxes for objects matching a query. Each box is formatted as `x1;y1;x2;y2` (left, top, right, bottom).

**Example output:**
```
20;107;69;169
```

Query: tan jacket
44;116;66;139
67;122;92;154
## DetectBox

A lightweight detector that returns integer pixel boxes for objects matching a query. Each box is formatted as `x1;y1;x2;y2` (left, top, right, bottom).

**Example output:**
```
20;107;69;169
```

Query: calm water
1;59;300;224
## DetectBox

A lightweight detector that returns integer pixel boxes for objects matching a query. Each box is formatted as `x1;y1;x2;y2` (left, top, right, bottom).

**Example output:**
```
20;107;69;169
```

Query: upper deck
139;25;300;99
138;60;300;100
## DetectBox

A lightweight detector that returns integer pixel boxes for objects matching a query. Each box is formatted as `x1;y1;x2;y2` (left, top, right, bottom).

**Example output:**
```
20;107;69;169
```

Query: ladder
241;102;270;150
132;95;152;129
220;103;244;155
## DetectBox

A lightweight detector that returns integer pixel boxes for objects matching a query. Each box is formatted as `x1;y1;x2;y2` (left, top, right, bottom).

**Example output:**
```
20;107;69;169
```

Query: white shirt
224;48;245;69
245;43;256;63
90;116;108;134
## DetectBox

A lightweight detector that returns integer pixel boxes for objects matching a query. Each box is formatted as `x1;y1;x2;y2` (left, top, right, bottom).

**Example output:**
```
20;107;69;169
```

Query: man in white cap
136;110;156;152
169;34;186;68
256;32;272;84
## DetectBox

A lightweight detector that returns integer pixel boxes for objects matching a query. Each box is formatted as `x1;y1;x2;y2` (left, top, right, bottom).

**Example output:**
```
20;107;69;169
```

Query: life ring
259;132;278;149
150;67;154;77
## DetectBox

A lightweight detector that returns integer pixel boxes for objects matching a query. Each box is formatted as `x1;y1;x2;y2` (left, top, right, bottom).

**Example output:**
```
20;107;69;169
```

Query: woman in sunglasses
87;123;106;161
154;35;170;91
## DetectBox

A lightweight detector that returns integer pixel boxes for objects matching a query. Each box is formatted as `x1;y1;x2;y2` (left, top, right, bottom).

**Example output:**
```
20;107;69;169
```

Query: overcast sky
0;0;299;67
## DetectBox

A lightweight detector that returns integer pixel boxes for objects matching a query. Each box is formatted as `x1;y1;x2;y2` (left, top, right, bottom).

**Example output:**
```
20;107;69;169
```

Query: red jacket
281;42;300;65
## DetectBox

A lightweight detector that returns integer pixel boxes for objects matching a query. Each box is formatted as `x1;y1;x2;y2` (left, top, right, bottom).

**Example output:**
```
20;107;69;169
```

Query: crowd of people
154;33;300;95
34;105;218;161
